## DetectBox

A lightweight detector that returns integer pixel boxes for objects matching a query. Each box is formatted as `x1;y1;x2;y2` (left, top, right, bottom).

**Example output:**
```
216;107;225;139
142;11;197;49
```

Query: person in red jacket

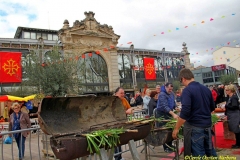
210;86;218;108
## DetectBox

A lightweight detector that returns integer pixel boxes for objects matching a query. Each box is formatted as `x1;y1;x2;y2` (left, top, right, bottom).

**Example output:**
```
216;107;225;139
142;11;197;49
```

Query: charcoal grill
145;127;173;146
38;96;151;160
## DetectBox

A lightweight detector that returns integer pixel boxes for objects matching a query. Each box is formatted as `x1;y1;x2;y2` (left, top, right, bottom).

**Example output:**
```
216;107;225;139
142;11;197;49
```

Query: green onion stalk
85;128;125;154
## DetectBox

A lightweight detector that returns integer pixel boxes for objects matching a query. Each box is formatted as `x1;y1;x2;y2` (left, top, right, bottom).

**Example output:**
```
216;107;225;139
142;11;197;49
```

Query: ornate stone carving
79;39;103;47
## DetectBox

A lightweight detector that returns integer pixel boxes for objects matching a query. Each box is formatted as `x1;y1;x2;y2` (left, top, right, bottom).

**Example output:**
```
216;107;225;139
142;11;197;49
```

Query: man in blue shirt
172;68;217;157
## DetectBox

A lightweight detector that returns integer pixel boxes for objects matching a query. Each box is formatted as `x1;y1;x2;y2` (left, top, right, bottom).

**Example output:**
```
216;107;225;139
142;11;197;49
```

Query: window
48;34;52;40
227;58;230;62
214;70;224;76
42;33;47;40
202;72;212;78
223;51;226;54
194;73;201;77
31;32;36;39
203;78;214;83
24;32;30;38
37;33;41;39
53;35;58;41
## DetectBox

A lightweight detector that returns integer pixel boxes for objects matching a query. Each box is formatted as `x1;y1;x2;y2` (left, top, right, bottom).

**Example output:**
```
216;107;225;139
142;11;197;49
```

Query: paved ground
1;133;240;160
122;142;240;160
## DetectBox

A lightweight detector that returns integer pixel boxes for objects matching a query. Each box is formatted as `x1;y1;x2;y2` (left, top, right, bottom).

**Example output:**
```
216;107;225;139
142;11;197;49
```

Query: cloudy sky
0;0;239;67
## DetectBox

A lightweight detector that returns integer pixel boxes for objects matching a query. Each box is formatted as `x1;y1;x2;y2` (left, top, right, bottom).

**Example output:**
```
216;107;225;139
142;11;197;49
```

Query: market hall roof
14;26;58;39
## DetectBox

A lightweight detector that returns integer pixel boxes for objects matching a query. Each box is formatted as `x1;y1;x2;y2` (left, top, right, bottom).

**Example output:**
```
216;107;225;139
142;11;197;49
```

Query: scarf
13;112;21;138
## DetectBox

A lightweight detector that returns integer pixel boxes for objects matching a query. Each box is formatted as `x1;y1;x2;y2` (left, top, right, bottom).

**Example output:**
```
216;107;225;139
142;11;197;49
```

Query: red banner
143;58;156;80
211;64;226;71
0;52;22;83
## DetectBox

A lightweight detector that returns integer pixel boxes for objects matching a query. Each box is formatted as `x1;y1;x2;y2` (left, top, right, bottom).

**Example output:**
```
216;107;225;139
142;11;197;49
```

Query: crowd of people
115;68;240;158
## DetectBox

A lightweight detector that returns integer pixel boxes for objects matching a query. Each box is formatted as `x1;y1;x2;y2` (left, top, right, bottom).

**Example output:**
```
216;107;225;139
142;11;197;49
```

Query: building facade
0;11;192;95
212;45;240;71
192;64;237;86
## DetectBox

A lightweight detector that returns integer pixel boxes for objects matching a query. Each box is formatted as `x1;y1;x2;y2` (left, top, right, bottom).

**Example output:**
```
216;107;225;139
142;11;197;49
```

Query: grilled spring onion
164;118;183;138
85;128;125;154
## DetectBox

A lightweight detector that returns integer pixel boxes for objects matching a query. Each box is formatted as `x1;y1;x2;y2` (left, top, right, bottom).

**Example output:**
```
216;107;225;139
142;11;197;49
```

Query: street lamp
162;47;168;83
129;44;137;90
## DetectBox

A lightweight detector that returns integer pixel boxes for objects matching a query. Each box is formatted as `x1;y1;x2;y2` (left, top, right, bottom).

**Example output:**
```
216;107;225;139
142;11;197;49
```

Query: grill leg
173;139;180;160
99;148;109;160
107;148;114;160
128;139;140;160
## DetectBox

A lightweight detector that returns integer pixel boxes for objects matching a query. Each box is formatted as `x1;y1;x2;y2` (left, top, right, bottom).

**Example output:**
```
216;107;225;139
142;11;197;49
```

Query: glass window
227;58;230;62
223;51;226;54
202;72;212;78
42;33;47;40
31;32;36;39
36;33;41;39
77;52;108;88
53;35;58;41
24;32;30;39
48;34;52;40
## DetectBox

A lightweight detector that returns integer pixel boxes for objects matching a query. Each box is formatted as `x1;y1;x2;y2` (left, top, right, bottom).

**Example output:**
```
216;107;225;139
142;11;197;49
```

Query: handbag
4;136;12;144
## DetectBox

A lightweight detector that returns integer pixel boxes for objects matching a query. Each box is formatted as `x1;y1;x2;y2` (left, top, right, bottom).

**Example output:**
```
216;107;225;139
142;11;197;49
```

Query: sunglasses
179;78;183;83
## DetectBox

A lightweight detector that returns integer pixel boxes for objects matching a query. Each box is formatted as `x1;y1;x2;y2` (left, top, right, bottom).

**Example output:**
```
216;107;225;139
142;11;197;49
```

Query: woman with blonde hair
225;84;240;148
9;102;31;160
143;89;151;114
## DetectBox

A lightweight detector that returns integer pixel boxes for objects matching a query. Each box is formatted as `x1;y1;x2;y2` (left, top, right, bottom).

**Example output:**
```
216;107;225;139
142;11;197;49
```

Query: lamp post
130;44;137;90
162;48;168;83
37;37;44;93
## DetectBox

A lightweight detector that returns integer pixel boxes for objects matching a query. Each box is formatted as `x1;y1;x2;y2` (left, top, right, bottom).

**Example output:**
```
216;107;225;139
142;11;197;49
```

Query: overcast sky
0;0;239;67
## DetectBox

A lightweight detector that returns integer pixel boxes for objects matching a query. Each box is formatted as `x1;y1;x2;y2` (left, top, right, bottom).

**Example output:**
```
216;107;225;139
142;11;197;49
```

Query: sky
0;0;240;67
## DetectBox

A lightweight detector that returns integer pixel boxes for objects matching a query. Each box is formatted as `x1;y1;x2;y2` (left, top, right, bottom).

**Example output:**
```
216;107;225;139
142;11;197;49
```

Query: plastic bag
4;136;12;144
25;100;33;110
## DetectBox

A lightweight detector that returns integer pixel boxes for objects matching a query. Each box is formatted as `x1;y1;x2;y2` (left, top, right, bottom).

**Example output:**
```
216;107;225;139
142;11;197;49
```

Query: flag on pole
0;52;22;83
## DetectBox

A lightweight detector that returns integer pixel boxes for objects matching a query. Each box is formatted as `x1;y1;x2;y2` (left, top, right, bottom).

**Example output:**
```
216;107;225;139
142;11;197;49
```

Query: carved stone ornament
60;11;120;51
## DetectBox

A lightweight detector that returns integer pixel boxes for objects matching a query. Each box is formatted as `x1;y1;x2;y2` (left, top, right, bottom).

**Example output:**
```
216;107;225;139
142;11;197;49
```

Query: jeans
191;127;217;157
114;146;122;160
15;134;26;158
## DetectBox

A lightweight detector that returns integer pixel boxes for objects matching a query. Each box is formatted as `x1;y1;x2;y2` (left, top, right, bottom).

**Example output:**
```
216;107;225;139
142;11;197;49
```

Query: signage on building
211;64;226;71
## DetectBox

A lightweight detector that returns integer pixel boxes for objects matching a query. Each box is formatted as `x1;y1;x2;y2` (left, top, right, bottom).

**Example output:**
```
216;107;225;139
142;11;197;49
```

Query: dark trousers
114;146;122;160
15;134;26;158
156;110;173;150
235;133;240;146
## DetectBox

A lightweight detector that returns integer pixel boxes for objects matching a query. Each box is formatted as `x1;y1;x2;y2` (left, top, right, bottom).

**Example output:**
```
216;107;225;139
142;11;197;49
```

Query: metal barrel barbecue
144;127;173;146
38;96;151;160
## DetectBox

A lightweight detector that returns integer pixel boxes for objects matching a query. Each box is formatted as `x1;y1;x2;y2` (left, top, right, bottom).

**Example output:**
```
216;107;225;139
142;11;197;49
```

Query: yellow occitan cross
145;63;154;75
2;58;20;76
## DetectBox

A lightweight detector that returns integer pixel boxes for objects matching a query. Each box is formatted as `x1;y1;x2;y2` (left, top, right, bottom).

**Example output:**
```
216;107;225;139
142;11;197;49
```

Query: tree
22;46;85;97
172;80;181;92
219;74;237;85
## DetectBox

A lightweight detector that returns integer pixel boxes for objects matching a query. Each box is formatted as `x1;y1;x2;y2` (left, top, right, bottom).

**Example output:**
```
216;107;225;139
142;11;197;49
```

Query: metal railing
0;127;145;160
